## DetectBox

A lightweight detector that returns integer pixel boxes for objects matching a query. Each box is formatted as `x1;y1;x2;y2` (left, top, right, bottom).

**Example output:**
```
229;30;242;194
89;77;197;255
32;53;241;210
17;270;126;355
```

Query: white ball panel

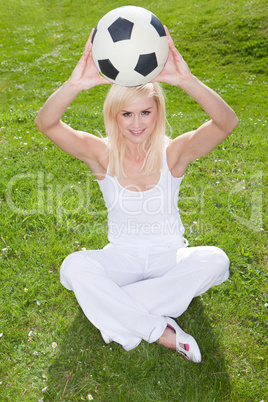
114;6;152;25
92;29;114;59
130;25;159;54
115;63;164;86
109;42;140;70
155;37;169;64
115;70;147;86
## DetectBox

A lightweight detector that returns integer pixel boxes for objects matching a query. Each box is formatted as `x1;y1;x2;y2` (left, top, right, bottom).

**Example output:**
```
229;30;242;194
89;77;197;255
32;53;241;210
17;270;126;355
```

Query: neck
124;140;149;161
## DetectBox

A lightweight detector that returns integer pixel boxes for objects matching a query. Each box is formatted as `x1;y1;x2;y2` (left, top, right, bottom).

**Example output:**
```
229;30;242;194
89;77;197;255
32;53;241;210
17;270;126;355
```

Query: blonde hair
103;82;166;178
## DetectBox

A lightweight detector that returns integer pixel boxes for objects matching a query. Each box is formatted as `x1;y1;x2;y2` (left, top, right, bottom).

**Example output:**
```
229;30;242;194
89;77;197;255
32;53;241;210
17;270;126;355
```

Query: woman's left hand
153;27;193;88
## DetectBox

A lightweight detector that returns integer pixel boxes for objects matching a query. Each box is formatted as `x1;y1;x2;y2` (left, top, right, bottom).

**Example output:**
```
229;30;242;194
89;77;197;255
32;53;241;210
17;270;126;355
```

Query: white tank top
97;142;186;247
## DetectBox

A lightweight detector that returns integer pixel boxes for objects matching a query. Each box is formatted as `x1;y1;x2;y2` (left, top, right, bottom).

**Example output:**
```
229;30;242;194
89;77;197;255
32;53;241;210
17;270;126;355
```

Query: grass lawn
0;0;267;400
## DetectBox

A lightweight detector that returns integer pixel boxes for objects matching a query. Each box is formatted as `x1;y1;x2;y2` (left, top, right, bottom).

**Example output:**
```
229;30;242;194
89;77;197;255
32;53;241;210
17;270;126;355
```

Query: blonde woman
35;28;238;362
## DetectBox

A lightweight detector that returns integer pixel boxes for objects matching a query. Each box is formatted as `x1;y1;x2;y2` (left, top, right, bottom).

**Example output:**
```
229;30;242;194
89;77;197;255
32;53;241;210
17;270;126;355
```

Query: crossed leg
60;244;229;357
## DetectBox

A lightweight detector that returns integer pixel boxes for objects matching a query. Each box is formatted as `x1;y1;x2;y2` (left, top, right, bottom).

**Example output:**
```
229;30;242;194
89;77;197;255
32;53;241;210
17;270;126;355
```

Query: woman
35;28;238;362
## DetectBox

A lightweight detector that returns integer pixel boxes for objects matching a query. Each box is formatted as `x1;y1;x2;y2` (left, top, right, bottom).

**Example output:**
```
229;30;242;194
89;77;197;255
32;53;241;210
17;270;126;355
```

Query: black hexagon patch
108;17;134;43
98;59;119;80
134;53;158;77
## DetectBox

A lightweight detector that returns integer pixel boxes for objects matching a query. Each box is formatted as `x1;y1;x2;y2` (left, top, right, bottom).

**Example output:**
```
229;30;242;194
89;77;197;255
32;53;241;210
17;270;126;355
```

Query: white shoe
166;317;202;363
100;330;112;344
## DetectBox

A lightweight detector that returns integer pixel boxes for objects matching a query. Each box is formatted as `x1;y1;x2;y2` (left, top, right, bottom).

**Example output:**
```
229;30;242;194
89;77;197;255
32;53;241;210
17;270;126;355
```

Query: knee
211;246;230;279
60;251;104;290
60;251;84;290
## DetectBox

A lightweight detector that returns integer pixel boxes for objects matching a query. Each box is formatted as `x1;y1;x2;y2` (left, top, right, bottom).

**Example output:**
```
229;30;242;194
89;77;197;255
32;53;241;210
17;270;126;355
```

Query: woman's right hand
68;29;111;91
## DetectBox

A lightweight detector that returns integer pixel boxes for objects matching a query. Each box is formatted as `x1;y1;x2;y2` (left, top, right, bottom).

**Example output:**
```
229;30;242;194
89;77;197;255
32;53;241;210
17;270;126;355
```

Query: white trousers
60;242;229;351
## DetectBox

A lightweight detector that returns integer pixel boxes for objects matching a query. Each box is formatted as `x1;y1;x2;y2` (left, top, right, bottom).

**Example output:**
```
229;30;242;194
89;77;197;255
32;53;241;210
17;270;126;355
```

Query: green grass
0;0;267;400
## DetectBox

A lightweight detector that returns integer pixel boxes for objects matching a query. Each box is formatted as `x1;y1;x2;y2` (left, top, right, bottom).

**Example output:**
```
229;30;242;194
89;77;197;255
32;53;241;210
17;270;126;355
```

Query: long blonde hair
103;82;166;178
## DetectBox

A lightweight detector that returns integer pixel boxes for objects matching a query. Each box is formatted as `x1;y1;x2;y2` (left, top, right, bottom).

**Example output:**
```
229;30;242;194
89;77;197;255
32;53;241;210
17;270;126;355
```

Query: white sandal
166;317;202;363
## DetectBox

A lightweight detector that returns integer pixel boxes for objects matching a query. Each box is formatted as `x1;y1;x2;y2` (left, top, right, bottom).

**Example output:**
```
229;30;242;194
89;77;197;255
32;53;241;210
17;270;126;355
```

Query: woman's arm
35;30;110;169
155;28;239;177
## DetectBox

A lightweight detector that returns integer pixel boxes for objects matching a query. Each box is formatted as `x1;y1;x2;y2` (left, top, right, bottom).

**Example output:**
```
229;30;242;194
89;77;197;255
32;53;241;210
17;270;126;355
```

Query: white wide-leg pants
60;242;229;351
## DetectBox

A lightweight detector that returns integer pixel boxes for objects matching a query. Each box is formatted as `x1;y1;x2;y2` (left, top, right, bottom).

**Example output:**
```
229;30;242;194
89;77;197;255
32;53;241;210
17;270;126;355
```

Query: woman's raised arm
35;30;110;165
155;27;239;177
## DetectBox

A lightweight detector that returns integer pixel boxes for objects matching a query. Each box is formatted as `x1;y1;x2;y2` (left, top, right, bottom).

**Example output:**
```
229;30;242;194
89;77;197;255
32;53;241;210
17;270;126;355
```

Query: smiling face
116;97;158;147
103;83;166;177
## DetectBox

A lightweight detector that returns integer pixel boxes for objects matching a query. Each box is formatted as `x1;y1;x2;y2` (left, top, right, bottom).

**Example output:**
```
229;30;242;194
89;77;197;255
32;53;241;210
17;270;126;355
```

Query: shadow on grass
45;297;231;401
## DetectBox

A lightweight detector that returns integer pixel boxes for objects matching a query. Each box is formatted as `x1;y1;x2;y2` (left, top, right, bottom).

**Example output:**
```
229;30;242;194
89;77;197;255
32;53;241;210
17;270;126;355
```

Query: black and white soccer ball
91;6;169;86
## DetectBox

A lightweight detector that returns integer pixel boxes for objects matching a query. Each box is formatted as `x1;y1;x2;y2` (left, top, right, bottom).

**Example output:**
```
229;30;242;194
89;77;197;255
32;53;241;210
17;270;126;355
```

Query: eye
122;112;132;117
141;110;151;116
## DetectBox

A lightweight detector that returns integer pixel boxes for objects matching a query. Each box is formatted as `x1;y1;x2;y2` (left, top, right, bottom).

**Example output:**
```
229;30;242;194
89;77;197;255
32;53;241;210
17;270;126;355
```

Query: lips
129;129;145;136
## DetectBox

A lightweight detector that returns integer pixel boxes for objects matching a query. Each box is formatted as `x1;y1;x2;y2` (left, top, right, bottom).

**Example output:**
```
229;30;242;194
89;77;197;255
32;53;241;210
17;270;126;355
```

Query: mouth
129;129;145;136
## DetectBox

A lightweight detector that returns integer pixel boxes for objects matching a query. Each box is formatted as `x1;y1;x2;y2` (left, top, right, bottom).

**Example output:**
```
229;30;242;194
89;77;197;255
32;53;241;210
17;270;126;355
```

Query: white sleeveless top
97;143;186;247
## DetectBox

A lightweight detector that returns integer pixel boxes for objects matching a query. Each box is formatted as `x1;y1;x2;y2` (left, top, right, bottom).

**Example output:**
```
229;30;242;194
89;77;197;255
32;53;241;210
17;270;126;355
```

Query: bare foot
157;326;186;351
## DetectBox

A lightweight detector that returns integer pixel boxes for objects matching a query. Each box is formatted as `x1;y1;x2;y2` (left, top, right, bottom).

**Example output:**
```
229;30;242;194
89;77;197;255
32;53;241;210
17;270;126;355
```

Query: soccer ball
91;6;169;86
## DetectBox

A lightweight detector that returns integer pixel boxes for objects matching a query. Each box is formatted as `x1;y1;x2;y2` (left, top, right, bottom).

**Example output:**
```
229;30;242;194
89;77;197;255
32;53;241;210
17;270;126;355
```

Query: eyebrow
121;107;154;113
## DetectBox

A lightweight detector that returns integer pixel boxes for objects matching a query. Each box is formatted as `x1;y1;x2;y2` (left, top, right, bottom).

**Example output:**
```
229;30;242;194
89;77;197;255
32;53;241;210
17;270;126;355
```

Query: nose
132;114;141;128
